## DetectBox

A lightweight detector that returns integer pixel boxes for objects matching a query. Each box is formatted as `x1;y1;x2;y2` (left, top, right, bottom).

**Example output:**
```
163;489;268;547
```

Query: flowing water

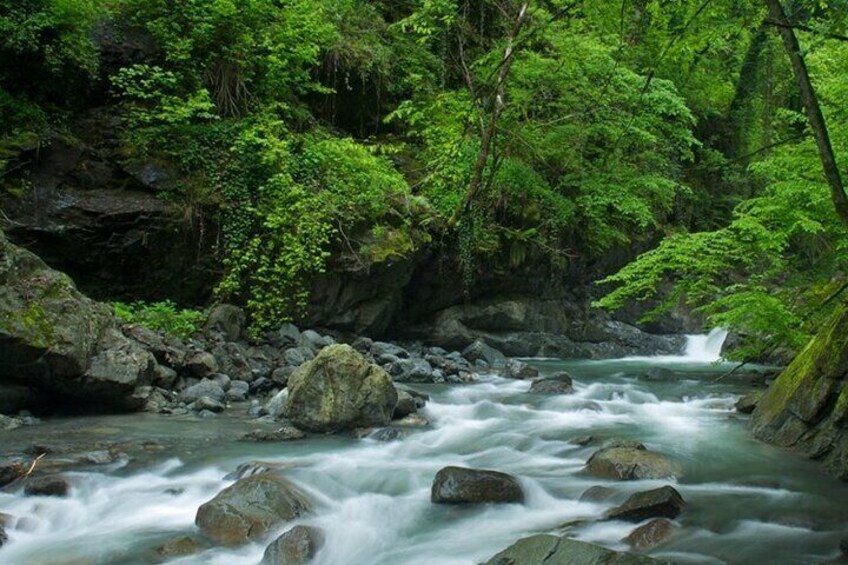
1;335;847;565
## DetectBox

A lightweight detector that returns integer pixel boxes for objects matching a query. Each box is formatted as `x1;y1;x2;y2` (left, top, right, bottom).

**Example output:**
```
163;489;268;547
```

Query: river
1;331;846;564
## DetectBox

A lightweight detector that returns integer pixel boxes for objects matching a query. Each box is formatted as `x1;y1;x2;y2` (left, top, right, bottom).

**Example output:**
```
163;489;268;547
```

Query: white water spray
683;327;728;362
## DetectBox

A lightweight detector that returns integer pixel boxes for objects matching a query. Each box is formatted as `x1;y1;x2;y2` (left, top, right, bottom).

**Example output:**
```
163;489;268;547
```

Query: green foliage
112;300;204;339
597;34;848;359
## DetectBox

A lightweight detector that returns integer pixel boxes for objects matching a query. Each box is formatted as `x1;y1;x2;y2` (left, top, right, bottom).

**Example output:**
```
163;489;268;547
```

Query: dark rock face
483;534;672;565
529;373;574;395
399;297;686;359
751;306;848;479
623;518;676;550
304;250;423;336
585;445;683;481
195;474;312;547
1;131;214;304
604;486;686;522
430;466;524;504
262;525;324;565
285;344;398;433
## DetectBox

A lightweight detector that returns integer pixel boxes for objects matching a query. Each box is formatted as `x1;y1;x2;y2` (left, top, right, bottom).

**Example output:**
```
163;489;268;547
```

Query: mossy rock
0;229;113;392
751;304;848;479
285;344;398;433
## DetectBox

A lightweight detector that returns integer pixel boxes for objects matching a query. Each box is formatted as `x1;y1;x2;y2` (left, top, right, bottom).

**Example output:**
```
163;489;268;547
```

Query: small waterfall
683;327;728;362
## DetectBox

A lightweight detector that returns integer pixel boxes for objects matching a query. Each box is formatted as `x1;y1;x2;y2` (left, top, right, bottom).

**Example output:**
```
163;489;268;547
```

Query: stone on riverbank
585;445;683;480
431;466;524;504
483;534;671;564
604;486;685;522
285;344;397;433
262;525;324;565
195;474;312;547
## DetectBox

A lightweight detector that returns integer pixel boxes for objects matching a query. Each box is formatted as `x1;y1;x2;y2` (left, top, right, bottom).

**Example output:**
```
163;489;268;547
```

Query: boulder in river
262;525;324;565
623;518;677;550
483;534;672;564
604;486;686;522
529;372;574;395
285;344;398;433
584;444;683;480
195;474;312;547
431;466;524;504
503;358;539;380
24;475;70;497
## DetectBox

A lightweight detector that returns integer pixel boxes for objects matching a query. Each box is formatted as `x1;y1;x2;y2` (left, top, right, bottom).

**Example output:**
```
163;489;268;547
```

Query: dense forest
4;1;848;564
2;0;846;358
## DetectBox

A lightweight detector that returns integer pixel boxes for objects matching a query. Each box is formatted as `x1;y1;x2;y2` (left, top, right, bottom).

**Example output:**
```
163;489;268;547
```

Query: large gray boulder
585;444;683;481
0;230;157;409
204;304;245;342
285;344;398;433
262;525;324;565
83;329;157;408
195;474;312;547
431;466;524;504
462;339;507;369
0;229;111;386
483;535;672;565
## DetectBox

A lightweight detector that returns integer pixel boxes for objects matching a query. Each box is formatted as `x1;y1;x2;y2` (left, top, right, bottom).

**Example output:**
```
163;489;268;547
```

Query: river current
1;331;847;565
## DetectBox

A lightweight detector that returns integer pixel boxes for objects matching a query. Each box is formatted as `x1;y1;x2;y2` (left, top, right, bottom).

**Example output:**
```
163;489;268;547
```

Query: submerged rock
529;372;574;395
623;518;677;550
154;535;203;560
285;344;398;433
579;485;618;503
241;425;306;442
195;474;312;547
24;475;70;497
483;534;671;564
584;445;683;480
604;486;686;522
431;466;524;504
262;525;324;565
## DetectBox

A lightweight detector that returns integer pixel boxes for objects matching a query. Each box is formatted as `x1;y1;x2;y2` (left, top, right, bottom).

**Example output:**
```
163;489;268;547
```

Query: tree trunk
766;0;848;229
449;1;530;229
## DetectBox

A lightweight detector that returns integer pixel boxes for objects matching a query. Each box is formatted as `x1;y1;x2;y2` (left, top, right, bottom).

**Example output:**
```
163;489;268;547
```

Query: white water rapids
1;333;846;565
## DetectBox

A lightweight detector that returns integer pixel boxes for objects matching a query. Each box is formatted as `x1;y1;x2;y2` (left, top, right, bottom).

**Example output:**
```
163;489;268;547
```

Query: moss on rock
750;303;848;479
